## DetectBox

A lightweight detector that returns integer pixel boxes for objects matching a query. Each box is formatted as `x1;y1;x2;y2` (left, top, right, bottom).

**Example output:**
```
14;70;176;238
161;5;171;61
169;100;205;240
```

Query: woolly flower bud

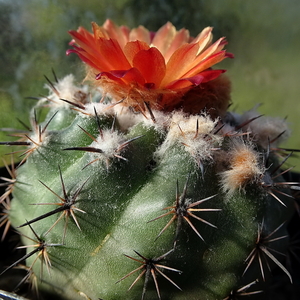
239;108;290;148
220;140;264;197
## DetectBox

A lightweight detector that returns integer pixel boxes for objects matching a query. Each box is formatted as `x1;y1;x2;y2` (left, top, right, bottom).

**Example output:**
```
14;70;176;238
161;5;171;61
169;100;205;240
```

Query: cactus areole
0;20;296;300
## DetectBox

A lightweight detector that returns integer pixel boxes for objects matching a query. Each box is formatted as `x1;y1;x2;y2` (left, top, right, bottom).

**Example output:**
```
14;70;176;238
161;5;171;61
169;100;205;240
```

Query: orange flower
67;19;233;114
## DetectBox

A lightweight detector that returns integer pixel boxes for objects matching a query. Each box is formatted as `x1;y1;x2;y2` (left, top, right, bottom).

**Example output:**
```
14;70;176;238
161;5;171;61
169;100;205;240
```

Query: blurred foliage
124;0;239;38
0;0;299;168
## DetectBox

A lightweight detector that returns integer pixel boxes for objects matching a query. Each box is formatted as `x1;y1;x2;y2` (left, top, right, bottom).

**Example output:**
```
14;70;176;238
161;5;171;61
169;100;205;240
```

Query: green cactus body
4;86;293;300
0;20;297;300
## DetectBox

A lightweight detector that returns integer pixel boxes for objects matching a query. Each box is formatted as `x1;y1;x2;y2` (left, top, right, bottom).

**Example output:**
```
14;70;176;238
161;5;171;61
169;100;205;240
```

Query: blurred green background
0;0;299;169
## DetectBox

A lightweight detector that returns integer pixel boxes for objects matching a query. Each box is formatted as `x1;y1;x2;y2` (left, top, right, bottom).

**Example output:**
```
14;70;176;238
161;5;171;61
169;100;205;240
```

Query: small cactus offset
0;20;298;300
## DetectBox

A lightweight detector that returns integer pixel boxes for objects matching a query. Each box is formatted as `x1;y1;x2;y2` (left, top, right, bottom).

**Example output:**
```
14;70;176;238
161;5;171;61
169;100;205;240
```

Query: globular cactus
0;20;298;300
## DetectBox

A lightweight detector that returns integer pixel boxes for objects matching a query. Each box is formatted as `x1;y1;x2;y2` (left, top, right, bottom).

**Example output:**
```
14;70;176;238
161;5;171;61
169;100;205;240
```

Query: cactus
0;20;298;300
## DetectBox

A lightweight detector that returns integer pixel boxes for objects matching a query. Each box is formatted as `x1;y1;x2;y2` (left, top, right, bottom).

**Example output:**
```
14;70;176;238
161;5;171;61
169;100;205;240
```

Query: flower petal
129;26;151;44
96;38;132;70
67;36;113;72
96;71;126;86
102;19;129;48
123;41;150;65
164;28;190;62
192;27;213;53
96;68;145;86
91;22;109;39
161;43;199;87
151;22;176;56
183;51;228;78
132;47;166;88
165;75;205;90
69;28;98;54
66;48;100;71
189;37;227;71
165;69;225;90
197;69;226;83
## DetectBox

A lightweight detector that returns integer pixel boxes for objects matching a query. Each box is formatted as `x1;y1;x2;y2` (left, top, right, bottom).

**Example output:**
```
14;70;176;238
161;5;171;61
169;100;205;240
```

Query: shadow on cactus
0;19;299;300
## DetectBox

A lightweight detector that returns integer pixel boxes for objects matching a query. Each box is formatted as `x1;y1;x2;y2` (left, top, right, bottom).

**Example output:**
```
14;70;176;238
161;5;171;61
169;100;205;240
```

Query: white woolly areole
89;129;125;163
83;102;170;134
219;140;264;198
239;109;290;148
39;74;90;108
156;111;223;163
112;105;146;130
111;105;170;133
29;129;51;148
84;102;115;118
